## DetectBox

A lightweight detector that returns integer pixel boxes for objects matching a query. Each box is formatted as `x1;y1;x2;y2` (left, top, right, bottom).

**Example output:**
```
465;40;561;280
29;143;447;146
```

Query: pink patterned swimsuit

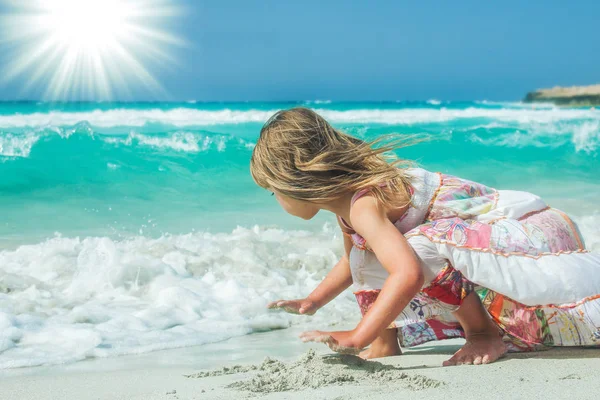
341;168;600;351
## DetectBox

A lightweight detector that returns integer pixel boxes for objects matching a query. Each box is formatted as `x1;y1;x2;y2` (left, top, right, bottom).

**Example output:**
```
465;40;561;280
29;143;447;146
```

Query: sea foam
0;225;357;369
1;105;599;158
1;213;599;369
464;119;600;152
0;128;254;159
0;106;598;128
103;131;236;153
0;132;42;158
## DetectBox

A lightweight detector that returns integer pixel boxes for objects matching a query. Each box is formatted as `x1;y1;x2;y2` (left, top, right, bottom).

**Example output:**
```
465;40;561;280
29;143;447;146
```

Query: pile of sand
186;350;444;394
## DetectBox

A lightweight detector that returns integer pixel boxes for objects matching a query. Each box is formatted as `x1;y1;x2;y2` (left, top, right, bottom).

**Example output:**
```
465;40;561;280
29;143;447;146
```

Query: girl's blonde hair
250;107;416;209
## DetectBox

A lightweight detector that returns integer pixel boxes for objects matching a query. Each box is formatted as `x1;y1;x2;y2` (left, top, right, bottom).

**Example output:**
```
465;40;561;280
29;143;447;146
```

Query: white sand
2;329;600;400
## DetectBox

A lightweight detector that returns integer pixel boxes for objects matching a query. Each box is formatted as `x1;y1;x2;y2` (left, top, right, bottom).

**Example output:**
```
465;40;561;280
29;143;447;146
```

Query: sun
45;0;129;50
0;0;184;100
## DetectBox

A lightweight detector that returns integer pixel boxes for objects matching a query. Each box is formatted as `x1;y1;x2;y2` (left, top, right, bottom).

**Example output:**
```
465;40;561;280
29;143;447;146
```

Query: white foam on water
0;225;358;369
1;106;599;156
0;129;252;159
318;107;600;125
0;132;42;158
0;107;598;128
1;214;599;369
304;100;332;105
467;119;600;152
474;100;557;109
102;131;234;153
575;214;600;251
0;109;274;128
571;121;600;152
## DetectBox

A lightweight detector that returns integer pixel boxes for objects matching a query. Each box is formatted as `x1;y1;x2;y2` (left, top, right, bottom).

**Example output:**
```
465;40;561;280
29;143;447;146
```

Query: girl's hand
267;298;319;315
299;330;364;355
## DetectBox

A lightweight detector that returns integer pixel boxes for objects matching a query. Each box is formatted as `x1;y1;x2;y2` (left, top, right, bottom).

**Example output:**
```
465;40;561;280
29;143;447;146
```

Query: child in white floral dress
251;107;600;365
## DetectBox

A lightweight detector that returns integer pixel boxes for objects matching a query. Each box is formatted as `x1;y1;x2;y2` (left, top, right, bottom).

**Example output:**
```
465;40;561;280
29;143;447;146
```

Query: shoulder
349;193;387;231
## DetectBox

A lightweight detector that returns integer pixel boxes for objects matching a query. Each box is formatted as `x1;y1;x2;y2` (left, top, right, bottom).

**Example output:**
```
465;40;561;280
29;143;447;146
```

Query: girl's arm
305;222;354;308
268;223;354;314
301;194;423;349
346;194;423;348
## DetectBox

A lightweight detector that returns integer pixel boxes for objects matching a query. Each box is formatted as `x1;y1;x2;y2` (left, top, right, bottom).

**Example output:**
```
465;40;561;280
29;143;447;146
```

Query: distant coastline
524;84;600;106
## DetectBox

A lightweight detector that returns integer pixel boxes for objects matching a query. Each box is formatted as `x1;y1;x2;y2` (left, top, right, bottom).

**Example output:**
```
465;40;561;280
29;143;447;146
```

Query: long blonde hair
250;107;416;209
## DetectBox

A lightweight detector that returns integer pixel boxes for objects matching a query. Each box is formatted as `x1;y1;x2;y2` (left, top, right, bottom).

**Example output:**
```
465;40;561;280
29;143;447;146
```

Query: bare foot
443;332;507;366
359;328;402;359
359;344;401;359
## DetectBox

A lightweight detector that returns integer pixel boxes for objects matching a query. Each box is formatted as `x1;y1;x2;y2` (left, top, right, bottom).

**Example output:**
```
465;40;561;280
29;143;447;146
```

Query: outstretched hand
299;330;363;355
267;298;318;315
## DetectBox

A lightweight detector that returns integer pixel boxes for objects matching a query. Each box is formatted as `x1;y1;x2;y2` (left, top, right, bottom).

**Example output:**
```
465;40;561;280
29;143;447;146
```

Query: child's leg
445;292;507;365
359;328;402;359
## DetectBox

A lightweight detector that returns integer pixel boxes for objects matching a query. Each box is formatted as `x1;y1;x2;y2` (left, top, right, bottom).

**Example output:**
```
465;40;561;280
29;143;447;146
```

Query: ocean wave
0;128;255;160
571;121;600;153
0;225;357;369
0;131;41;158
0;108;274;128
304;100;332;105
102;131;247;153
1;213;598;369
0;107;598;128
467;120;600;152
473;100;556;109
577;214;600;251
315;107;600;125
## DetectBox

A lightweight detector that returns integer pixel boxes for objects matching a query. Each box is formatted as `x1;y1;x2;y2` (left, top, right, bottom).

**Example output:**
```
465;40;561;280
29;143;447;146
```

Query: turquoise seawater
0;101;599;368
1;100;599;245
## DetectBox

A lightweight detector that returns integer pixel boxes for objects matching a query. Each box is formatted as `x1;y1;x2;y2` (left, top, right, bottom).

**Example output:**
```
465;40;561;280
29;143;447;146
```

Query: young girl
250;107;600;365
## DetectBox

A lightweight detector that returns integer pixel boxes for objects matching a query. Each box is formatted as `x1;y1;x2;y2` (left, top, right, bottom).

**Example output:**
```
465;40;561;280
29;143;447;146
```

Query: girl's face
273;191;319;220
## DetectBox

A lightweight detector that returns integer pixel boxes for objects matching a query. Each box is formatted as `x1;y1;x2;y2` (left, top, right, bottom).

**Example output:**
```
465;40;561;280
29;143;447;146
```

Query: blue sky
0;0;598;101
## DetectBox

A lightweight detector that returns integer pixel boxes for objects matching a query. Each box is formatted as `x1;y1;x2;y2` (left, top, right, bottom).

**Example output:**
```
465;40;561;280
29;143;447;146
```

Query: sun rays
0;0;185;100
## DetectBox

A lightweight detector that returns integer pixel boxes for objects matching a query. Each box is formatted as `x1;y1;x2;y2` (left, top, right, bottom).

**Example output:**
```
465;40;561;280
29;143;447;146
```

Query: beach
1;101;600;398
1;0;599;396
2;328;600;400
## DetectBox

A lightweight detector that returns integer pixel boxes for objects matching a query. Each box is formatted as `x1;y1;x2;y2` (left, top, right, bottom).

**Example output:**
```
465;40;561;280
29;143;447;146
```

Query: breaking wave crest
0;106;598;127
0;225;357;369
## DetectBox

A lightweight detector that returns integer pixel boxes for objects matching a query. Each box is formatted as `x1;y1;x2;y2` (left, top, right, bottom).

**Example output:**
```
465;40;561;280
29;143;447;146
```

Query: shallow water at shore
1;100;599;369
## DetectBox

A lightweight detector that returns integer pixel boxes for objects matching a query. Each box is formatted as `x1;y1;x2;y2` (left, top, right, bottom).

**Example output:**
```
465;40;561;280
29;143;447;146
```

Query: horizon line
0;99;522;104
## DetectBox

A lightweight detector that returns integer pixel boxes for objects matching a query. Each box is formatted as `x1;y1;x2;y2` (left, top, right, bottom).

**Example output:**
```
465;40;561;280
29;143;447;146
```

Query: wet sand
2;329;600;400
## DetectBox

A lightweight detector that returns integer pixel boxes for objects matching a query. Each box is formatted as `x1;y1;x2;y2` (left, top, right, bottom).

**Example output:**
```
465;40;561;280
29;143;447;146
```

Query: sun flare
0;0;184;100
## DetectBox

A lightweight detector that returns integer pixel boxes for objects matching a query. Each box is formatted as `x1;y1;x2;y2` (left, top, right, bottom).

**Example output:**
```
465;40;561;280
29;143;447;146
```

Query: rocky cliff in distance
524;84;600;106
